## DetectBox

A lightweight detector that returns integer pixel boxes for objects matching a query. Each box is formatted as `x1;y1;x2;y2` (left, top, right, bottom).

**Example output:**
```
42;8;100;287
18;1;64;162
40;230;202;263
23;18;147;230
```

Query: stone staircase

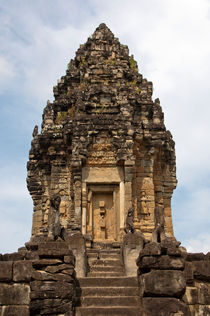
75;246;142;316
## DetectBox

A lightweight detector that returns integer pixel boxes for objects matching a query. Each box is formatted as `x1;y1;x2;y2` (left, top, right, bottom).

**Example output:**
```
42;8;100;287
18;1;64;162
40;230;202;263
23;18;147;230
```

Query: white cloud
0;164;32;253
0;56;15;94
0;218;31;254
184;233;210;254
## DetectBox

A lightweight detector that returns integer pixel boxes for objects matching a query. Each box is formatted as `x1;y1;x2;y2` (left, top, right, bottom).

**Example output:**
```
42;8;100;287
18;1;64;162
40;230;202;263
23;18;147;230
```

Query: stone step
88;259;122;266
87;252;120;260
78;277;138;287
87;248;121;254
90;242;121;249
78;286;139;297
98;254;120;260
76;306;142;316
89;266;124;273
87;271;125;277
80;295;140;307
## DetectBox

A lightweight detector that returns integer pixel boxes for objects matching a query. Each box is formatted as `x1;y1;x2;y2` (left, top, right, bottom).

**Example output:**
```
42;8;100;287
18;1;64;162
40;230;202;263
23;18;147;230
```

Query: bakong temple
0;24;209;316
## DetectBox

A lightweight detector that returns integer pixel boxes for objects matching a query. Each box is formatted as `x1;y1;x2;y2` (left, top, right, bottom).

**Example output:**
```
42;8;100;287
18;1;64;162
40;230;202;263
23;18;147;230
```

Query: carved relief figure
48;194;61;240
125;207;134;234
152;205;166;243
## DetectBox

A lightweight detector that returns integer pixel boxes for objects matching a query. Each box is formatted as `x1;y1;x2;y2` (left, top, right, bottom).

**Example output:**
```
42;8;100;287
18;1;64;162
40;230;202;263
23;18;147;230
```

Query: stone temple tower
1;24;208;316
27;23;177;245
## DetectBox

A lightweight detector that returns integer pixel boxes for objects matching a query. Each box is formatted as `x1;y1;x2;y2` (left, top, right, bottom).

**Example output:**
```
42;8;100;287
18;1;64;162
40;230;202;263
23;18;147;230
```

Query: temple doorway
92;191;114;241
86;184;120;242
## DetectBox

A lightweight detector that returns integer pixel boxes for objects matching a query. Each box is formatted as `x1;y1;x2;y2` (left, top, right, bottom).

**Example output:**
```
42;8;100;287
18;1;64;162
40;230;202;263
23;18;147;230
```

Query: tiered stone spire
27;23;177;241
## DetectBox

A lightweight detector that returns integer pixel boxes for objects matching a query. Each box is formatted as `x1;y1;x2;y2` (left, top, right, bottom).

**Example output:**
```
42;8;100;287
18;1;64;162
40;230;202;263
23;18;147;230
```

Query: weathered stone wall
0;254;31;316
27;23;177;242
184;252;210;315
0;240;77;315
137;239;210;315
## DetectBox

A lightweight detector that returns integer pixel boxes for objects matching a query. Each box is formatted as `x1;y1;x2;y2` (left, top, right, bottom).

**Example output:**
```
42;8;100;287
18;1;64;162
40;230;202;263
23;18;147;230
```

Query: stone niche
27;23;177;245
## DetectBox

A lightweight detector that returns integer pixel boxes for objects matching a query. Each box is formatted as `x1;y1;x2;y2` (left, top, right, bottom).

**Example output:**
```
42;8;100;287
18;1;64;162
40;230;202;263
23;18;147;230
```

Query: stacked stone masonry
0;241;76;316
27;23;177;244
137;238;210;315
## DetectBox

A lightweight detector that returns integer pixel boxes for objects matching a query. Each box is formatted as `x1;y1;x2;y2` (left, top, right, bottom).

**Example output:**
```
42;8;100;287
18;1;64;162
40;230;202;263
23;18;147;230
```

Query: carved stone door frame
81;166;125;242
86;184;119;242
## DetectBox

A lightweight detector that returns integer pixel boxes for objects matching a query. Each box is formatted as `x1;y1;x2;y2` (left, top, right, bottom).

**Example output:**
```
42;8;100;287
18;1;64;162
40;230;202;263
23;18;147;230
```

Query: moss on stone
129;55;138;71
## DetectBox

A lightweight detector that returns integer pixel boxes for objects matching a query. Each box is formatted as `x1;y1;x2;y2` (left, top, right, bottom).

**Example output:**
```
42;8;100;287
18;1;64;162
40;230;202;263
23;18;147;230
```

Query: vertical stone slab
66;232;87;277
120;181;125;231
31;210;43;236
82;182;87;235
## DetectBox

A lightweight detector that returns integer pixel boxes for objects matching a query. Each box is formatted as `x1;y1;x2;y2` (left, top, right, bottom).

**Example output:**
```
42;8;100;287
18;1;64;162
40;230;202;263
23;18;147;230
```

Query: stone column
119;181;125;231
82;182;87;235
124;160;135;217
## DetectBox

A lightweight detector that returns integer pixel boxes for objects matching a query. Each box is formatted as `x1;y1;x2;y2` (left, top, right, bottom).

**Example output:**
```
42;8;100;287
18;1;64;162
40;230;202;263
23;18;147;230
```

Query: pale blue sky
1;0;210;253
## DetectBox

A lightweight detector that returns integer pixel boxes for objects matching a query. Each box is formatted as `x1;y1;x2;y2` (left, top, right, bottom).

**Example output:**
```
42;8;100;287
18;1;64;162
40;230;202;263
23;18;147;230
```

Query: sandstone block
2;252;24;261
123;232;144;276
38;247;70;257
1;305;29;316
184;261;194;285
140;255;184;270
167;246;182;256
183;286;198;305
30;281;74;299
160;238;180;253
31;270;74;282
142;298;190;316
196;305;210;316
0;261;12;281
13;261;32;282
186;252;205;261
44;263;74;274
32;258;62;267
30;298;71;314
0;284;30;305
188;304;199;316
31;270;54;281
193;261;210;281
137;242;161;263
205;252;210;260
65;233;86;277
25;251;39;260
64;255;75;265
140;270;186;297
195;281;210;305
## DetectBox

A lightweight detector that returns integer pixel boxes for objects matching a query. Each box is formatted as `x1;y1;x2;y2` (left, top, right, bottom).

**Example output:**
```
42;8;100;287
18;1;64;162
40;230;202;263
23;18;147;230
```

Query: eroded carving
48;194;61;240
152;205;166;243
125;207;134;234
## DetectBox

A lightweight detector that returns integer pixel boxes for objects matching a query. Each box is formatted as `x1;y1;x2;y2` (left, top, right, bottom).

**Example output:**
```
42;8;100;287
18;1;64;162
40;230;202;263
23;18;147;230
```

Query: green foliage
79;80;88;90
125;79;141;94
104;58;116;66
55;111;67;123
68;107;75;118
129;56;138;71
56;107;75;123
95;103;106;114
80;56;87;67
